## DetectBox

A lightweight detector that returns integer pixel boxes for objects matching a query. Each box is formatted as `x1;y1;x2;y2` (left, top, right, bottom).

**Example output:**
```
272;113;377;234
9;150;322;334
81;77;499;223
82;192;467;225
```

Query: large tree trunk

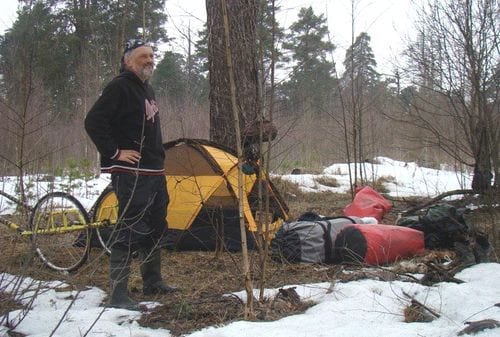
206;0;259;319
206;0;259;150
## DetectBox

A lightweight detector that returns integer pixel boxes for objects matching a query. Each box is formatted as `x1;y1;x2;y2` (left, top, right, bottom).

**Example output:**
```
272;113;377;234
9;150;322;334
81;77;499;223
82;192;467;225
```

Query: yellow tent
92;138;289;250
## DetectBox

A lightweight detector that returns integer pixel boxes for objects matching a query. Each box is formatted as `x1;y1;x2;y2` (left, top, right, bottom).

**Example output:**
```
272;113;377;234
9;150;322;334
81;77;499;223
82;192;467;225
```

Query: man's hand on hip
117;149;141;164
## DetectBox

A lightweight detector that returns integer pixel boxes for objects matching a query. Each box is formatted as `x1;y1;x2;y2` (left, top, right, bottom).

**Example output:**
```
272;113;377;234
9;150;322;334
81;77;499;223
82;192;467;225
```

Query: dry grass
272;177;351;218
314;176;340;188
371;176;395;194
403;301;436;323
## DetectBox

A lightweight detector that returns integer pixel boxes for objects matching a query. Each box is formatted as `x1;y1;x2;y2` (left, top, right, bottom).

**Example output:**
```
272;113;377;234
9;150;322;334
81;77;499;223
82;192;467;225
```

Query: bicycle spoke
29;192;90;272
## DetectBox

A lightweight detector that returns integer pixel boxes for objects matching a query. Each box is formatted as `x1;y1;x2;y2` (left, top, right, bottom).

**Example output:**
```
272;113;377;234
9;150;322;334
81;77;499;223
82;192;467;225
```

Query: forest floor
0;184;498;336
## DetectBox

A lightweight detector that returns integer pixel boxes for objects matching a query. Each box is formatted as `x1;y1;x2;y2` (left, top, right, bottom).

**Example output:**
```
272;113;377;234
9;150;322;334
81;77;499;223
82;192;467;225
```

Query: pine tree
340;32;381;185
281;6;336;114
257;0;284;77
1;0;169;119
207;0;259;147
342;32;379;91
151;51;188;106
0;0;169;172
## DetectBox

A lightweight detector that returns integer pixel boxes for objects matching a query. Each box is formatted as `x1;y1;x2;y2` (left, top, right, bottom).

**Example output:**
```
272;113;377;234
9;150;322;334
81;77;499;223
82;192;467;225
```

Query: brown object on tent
243;120;278;145
92;138;289;251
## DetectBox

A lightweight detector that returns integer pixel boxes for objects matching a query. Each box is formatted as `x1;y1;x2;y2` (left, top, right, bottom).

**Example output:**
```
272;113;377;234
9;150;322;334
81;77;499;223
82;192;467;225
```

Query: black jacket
85;70;165;174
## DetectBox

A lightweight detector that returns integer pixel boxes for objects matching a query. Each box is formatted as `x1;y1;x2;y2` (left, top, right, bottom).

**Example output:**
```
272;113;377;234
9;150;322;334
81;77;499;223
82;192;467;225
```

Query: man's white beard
141;65;154;80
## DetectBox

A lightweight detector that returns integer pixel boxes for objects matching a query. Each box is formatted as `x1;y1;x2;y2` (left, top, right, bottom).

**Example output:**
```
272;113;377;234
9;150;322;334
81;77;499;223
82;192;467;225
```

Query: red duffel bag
343;186;392;222
334;224;425;265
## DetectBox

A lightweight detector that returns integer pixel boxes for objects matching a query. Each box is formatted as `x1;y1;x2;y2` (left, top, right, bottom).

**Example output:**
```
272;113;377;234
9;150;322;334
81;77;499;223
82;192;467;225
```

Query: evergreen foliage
342;32;379;91
257;0;285;75
0;0;168;119
281;6;336;114
152;51;188;105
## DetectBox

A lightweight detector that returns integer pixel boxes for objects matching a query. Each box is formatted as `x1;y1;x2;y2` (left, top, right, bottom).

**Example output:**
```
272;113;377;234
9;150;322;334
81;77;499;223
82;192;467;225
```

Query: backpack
397;203;469;249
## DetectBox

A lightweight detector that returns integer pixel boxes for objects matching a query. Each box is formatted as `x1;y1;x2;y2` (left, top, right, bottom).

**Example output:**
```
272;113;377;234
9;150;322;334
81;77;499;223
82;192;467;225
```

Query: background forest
0;0;498;194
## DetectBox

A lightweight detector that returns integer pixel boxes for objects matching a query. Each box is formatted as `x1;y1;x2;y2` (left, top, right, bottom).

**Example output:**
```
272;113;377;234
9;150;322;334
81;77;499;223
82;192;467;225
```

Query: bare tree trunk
472;124;493;192
220;0;255;319
257;0;275;301
207;0;259;149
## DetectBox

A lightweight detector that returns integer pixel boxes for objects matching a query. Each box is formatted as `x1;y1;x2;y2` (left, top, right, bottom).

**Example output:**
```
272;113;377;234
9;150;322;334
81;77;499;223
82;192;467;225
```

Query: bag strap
314;221;333;263
316;217;358;263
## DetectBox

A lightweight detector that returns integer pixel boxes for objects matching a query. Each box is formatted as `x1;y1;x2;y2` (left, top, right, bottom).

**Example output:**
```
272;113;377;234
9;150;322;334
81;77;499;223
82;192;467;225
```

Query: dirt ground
0;186;498;336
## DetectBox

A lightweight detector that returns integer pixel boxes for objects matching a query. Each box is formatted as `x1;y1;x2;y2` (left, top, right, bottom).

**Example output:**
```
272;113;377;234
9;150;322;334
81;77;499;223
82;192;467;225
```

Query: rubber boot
140;248;179;295
108;248;139;310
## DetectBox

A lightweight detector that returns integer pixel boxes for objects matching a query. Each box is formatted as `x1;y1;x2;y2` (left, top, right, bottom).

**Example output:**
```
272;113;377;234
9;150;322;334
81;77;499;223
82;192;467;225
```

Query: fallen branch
401;189;475;215
0;190;32;212
458;319;500;336
422;262;464;285
402;291;441;319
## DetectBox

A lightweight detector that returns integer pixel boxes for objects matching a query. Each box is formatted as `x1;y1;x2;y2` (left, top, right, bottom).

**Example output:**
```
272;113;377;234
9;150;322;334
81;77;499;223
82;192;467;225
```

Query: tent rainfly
92;138;289;251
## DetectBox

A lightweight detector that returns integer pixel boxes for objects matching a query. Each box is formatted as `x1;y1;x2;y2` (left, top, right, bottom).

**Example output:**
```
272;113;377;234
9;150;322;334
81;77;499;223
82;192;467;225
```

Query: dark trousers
110;173;169;251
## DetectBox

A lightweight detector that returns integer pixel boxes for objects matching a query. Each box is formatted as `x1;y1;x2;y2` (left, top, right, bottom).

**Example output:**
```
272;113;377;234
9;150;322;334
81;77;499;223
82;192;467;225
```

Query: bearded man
85;39;178;310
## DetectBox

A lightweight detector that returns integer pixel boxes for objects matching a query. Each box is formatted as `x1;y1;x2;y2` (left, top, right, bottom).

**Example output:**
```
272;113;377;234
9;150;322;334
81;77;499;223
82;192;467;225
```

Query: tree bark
207;0;259;150
220;0;255;319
